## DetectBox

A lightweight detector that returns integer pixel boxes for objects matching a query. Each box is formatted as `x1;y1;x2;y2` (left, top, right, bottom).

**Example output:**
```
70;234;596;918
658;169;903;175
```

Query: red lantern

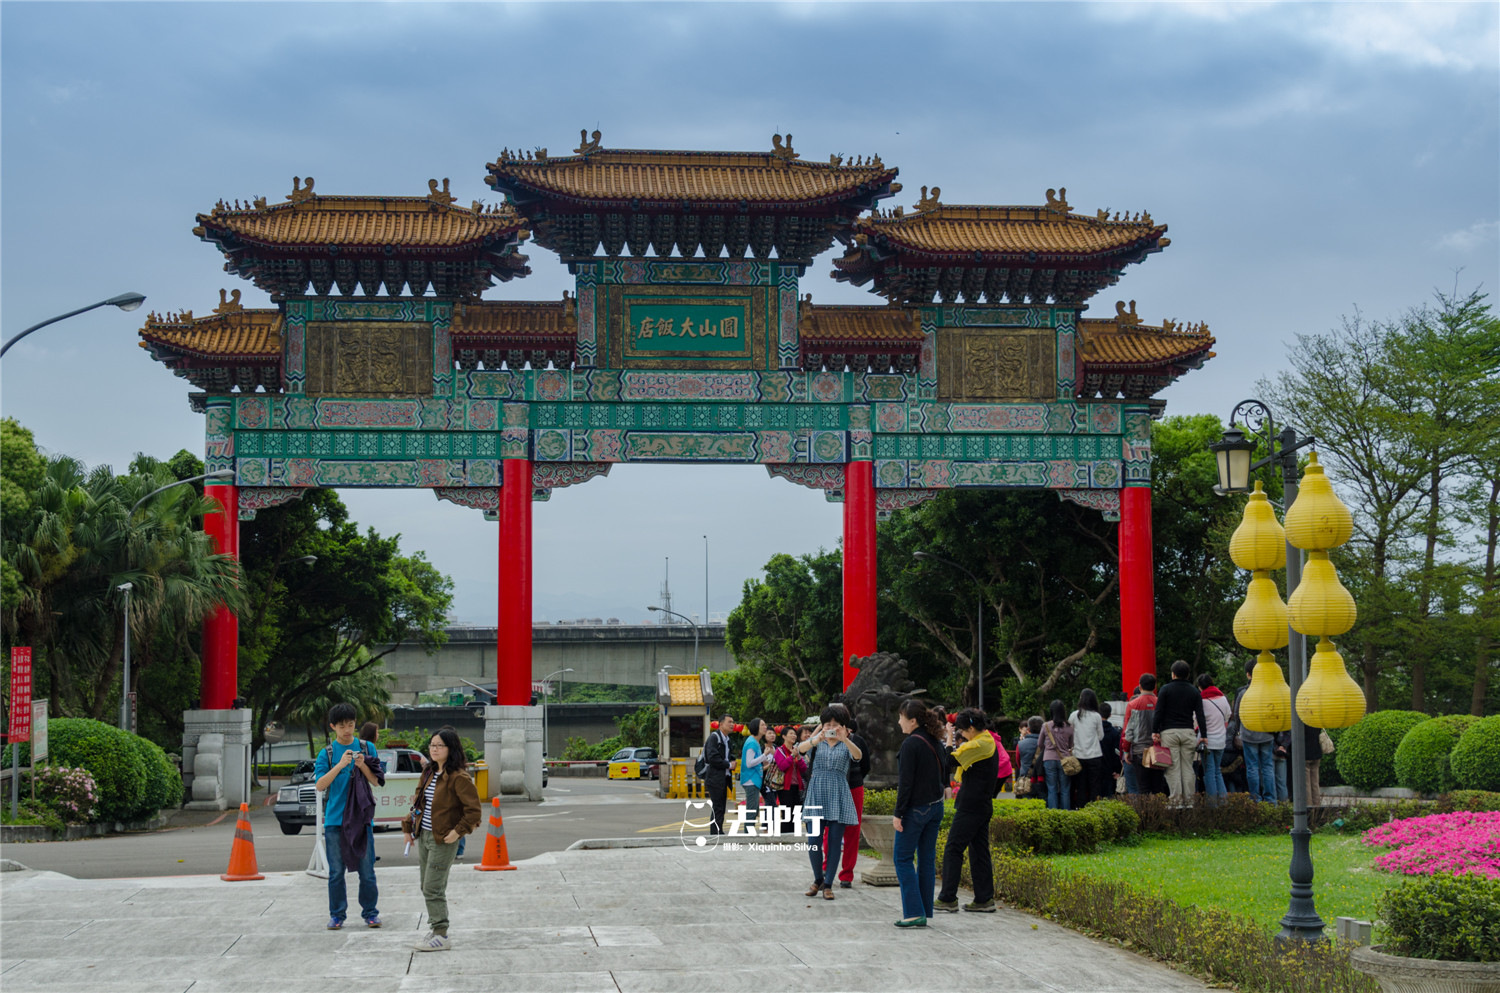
734;724;745;734
710;721;719;730
946;713;957;724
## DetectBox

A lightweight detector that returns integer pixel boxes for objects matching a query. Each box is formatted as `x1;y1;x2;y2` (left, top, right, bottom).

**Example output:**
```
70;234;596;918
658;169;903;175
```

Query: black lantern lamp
1210;425;1257;494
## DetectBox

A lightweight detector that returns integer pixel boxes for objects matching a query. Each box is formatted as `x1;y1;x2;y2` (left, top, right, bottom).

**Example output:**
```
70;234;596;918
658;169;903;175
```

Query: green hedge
1393;715;1478;793
941;850;1376;993
1450;715;1500;792
1336;710;1430;791
1377;872;1500;963
987;799;1139;854
45;719;150;822
131;735;183;815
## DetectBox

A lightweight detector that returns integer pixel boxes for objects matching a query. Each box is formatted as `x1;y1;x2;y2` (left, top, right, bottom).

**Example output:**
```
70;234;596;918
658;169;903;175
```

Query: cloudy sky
2;2;1496;626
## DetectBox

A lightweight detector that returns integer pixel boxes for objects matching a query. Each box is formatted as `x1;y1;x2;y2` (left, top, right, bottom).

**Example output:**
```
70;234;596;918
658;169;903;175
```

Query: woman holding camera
797;703;862;899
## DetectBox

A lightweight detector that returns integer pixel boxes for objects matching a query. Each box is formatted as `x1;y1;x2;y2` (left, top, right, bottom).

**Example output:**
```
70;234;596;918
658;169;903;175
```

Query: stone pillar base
484;705;543;801
182;709;252;810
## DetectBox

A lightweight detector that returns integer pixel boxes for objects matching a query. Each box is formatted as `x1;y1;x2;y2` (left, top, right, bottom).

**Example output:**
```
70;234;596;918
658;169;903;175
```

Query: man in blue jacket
313;702;382;930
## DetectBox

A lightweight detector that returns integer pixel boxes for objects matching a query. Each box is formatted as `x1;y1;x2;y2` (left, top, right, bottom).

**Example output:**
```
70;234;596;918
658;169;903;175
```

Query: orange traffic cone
220;802;265;881
474;797;517;871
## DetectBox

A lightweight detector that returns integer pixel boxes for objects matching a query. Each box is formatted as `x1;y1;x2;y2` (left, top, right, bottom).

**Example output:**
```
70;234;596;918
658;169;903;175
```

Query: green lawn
1047;833;1397;931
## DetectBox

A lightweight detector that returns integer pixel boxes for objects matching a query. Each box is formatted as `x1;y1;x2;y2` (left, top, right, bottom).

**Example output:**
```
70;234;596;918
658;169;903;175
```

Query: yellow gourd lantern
1283;452;1353;551
1297;638;1366;729
1229;482;1286;571
1240;650;1293;733
1287;551;1357;636
1283;450;1366;729
1235;573;1290;651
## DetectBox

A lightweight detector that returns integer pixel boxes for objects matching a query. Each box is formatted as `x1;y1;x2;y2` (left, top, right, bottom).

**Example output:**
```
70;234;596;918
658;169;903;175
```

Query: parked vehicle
607;746;662;780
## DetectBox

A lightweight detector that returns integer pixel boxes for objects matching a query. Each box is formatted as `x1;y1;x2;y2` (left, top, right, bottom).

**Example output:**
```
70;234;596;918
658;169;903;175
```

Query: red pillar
201;483;239;710
842;461;877;689
497;458;533;705
1118;486;1156;696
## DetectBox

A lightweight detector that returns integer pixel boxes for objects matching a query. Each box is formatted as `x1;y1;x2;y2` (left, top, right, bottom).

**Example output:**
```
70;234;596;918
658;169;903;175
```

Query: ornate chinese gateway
142;134;1214;727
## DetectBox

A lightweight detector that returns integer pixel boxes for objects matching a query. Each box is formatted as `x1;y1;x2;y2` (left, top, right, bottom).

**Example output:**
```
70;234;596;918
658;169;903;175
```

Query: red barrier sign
9;648;32;742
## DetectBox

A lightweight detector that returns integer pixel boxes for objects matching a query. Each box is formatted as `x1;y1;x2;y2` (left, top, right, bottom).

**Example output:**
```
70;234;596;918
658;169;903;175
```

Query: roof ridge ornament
575;129;602;156
214;289;243;314
287;176;315;204
1115;300;1140;326
427;178;456;206
1044;187;1069;214
916;186;941;212
771;133;799;162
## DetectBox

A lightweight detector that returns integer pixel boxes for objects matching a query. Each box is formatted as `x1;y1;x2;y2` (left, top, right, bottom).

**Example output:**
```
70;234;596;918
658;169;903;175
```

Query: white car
272;747;426;835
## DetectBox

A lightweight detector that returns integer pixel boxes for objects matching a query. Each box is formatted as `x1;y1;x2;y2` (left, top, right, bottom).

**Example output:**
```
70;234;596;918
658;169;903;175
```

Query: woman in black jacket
892;700;947;928
934;708;1000;915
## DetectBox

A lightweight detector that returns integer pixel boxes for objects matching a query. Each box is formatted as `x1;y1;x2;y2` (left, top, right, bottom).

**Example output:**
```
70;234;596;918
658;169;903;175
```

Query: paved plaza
0;842;1209;993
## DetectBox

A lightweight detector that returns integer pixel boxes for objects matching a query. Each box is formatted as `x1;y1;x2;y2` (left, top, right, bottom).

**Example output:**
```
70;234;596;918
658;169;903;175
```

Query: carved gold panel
936;327;1055;402
305;322;434;396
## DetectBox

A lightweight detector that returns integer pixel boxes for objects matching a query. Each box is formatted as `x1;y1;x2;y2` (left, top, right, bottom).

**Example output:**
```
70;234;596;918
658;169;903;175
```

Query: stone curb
0;810;171;844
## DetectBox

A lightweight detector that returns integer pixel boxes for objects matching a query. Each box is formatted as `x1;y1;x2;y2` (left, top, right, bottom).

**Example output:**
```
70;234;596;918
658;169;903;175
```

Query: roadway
0;778;695;879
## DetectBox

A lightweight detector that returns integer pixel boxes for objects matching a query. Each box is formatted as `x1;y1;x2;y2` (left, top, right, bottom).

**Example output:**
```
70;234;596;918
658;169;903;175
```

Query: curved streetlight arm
1;293;146;359
912;550;981;587
130;470;235;515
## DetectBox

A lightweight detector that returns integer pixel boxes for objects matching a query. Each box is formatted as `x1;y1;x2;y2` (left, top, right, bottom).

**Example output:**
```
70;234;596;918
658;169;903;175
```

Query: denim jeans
1044;759;1072;810
1244;742;1276;803
807;818;844;887
325;823;378;922
894;800;942;920
1275;755;1289;802
1203;748;1227;799
1123;755;1141;794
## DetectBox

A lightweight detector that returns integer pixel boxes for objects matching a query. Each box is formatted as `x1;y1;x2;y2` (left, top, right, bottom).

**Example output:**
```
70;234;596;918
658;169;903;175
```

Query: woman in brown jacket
401;726;482;951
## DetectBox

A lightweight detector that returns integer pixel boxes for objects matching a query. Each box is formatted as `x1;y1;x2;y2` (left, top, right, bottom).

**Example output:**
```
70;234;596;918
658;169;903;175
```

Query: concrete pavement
0;842;1210;993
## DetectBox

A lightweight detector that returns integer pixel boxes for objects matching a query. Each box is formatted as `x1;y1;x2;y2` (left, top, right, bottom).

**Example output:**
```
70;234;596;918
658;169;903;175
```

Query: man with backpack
313;702;383;930
698;714;734;834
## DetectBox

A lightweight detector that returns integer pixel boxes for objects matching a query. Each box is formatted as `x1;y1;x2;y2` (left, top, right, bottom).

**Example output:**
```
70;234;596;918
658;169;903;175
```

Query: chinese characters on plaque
632;315;741;343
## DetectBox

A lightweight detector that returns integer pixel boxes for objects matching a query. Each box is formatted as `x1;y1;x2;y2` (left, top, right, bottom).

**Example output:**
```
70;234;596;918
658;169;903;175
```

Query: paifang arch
142;134;1214;728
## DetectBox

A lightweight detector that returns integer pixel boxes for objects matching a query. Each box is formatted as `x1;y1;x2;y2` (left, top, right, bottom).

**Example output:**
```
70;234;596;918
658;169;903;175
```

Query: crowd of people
695;657;1326;928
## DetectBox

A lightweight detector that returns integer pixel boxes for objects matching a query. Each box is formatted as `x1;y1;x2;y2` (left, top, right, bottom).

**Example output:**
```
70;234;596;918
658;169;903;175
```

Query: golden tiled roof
666;673;704;707
488;143;896;206
1079;302;1215;368
194;180;528;249
855;202;1166;257
800;302;923;344
138;295;281;359
453;298;576;338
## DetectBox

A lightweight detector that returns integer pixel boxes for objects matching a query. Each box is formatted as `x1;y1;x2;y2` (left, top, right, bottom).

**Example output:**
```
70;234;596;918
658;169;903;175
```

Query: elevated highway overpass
382;622;731;704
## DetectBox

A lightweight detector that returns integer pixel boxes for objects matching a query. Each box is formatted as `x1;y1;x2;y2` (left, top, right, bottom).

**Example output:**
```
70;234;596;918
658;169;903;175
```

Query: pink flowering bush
1363;810;1500;879
32;764;101;824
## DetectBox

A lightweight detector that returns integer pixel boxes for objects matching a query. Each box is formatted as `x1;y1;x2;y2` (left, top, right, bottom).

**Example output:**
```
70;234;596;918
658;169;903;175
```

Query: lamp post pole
117;583;133;731
538;668;574;761
913;551;984;712
648;605;700;673
1;292;147;359
1213;399;1324;944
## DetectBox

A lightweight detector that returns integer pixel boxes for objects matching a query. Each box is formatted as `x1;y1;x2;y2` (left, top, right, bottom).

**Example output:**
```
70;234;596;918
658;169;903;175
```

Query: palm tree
283;651;396;756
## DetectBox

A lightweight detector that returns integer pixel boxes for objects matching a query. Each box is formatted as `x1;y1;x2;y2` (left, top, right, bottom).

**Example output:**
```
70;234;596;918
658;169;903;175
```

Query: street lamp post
648;605;700;673
117;583;134;731
129;470;236;515
913;550;985;712
1;292;147;359
1210;398;1325;944
538;667;574;760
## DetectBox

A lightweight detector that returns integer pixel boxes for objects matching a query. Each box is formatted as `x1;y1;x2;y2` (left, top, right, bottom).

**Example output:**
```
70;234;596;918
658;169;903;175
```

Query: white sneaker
413;931;452;951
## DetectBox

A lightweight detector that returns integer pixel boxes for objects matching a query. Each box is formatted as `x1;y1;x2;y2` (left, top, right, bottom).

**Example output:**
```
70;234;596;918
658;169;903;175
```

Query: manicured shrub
1336;710;1430;792
987;800;1134;854
1377;872;1500;962
1450;715;1500;792
1393;715;1478;794
1122;792;1293;834
1083;798;1141;841
129;734;183;818
862;789;896;817
1447;790;1500;812
45;718;149;823
1320;726;1346;787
